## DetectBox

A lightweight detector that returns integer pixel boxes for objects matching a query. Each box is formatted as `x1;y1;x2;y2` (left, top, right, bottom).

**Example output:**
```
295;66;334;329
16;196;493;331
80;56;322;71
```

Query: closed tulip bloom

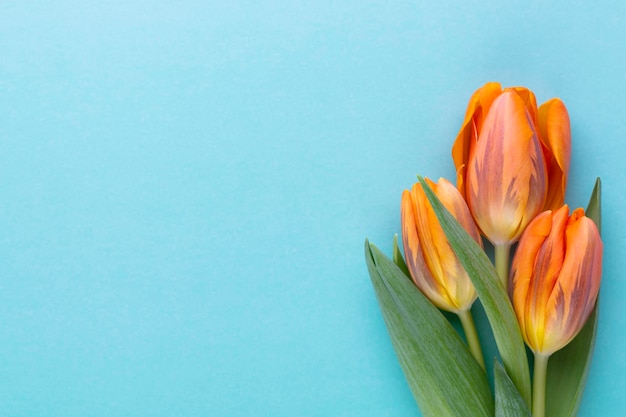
401;177;487;368
510;205;602;417
510;205;602;356
401;177;482;313
452;82;571;246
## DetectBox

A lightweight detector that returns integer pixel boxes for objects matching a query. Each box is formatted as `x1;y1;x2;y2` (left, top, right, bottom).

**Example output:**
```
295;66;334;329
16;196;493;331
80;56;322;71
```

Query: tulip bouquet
365;82;603;417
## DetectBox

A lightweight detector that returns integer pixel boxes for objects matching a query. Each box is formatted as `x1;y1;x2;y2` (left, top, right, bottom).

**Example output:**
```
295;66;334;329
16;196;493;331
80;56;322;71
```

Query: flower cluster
368;82;603;417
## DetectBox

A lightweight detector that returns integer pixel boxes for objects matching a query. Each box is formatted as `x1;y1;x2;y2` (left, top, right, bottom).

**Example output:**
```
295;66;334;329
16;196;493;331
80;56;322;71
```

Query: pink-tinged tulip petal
510;206;602;355
466;91;548;245
542;210;602;352
401;178;481;313
537;98;572;211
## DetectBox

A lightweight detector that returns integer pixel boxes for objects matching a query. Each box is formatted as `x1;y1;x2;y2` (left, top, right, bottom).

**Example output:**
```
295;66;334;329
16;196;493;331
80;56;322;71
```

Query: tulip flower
451;82;571;286
509;205;602;417
401;177;485;368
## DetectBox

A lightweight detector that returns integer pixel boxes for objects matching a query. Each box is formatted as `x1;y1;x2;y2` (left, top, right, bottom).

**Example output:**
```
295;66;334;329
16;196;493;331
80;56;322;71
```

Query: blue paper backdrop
1;1;624;416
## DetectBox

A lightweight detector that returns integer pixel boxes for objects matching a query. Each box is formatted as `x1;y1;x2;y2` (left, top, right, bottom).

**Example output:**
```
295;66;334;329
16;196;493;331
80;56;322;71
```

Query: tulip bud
510;205;602;355
452;82;571;246
400;177;482;313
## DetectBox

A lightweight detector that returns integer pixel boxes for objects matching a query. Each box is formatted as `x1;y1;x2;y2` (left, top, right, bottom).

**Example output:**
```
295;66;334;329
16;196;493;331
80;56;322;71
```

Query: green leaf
365;240;494;417
545;177;601;417
585;177;602;233
495;360;531;417
392;233;411;278
418;176;531;407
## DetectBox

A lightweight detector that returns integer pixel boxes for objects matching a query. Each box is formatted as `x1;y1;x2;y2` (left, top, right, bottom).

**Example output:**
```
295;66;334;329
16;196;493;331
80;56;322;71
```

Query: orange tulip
510;205;602;355
452;82;571;246
401;177;482;313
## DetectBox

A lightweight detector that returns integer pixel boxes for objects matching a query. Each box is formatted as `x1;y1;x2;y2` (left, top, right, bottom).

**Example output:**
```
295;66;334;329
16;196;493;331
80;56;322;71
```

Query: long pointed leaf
418;176;531;407
494;360;531;417
545;178;602;417
365;240;493;417
392;234;411;278
585;178;601;233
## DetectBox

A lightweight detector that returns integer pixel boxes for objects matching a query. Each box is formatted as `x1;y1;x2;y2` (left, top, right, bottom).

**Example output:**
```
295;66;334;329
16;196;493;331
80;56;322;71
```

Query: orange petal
542;209;602;354
428;178;479;308
466;91;548;245
413;181;462;309
400;189;453;310
538;98;571;210
507;87;539;126
523;206;569;351
433;177;483;246
452;82;502;198
510;210;554;350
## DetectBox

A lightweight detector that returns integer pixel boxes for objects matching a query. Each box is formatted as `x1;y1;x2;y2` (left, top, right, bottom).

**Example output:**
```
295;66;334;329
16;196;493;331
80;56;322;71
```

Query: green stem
532;353;549;417
495;243;511;289
458;308;485;371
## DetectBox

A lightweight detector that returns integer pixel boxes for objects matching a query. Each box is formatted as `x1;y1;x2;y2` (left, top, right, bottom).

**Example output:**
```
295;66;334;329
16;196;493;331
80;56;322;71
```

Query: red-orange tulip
452;82;571;245
510;205;602;355
401;178;482;313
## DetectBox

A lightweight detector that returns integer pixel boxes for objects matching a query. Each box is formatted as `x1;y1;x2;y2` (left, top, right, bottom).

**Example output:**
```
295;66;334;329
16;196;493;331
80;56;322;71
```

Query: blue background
1;1;624;416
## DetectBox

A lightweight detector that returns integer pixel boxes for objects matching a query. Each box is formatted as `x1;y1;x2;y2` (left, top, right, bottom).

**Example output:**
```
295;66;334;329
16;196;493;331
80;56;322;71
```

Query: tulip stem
532;353;549;417
458;308;485;371
495;243;511;289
